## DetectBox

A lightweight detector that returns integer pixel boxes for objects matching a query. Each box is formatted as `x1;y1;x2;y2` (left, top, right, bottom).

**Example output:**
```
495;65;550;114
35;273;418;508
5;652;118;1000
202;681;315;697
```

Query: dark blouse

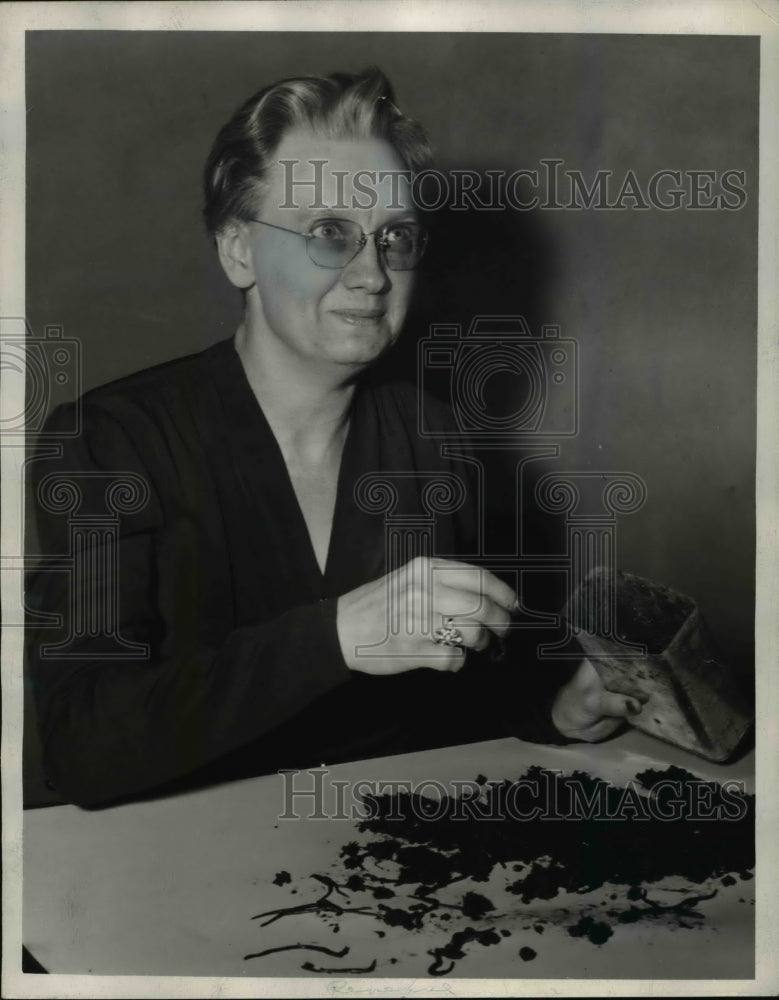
28;337;570;807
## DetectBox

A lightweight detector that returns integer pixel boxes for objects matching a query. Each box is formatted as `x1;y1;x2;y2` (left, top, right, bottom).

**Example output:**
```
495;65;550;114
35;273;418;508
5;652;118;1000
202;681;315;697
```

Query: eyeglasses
249;217;429;271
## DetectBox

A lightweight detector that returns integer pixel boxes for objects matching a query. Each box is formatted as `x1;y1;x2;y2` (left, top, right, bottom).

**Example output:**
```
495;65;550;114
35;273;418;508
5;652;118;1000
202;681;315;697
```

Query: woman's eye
384;224;414;244
310;221;349;241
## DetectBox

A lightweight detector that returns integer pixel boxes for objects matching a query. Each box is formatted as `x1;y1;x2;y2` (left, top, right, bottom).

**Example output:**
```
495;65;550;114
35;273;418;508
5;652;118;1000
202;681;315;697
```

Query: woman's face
243;127;418;372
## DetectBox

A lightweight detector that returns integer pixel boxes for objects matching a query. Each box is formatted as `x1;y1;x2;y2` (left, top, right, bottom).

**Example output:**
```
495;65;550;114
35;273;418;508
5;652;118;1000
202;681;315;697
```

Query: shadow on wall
383;180;754;707
383;179;571;622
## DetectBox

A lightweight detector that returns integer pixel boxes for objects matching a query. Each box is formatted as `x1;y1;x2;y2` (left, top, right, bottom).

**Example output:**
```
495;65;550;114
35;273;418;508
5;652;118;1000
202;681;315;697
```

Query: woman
29;68;639;807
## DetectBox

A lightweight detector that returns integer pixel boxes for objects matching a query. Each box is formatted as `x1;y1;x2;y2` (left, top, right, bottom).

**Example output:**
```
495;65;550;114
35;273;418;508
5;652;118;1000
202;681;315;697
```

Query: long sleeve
27;398;351;806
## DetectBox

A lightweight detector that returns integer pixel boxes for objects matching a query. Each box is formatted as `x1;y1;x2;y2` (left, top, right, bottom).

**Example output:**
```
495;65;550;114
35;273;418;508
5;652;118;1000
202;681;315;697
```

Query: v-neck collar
207;337;382;601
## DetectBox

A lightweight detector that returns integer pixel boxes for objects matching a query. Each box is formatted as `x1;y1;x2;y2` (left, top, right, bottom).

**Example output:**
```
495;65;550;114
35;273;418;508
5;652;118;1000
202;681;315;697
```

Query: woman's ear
215;222;255;289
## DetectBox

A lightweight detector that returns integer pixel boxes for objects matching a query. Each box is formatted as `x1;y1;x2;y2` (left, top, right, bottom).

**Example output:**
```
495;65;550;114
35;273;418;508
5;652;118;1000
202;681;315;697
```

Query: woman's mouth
331;309;386;327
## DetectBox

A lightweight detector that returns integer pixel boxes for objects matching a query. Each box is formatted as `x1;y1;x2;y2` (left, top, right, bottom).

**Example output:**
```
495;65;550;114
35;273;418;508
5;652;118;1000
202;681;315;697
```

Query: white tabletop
23;730;754;980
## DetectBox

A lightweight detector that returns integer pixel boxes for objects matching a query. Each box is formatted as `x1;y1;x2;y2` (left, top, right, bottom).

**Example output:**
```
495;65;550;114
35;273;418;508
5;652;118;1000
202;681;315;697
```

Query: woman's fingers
434;584;512;638
337;556;517;677
437;616;492;652
551;659;649;741
598;689;643;720
430;558;517;614
425;645;468;673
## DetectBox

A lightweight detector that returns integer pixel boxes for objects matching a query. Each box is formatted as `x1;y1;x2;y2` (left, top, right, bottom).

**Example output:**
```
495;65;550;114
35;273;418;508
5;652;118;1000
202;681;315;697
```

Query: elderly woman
29;68;638;807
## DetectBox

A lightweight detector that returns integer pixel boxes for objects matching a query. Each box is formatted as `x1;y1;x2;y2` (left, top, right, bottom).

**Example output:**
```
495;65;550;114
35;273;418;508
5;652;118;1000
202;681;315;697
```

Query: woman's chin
319;329;398;368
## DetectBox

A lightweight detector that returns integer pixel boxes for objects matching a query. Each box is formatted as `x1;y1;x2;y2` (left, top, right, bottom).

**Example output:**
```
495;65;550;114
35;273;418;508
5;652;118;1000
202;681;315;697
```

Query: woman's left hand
551;658;647;742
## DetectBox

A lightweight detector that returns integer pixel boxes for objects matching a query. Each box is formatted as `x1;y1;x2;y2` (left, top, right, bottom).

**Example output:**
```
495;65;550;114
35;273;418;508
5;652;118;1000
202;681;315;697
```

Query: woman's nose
341;236;390;293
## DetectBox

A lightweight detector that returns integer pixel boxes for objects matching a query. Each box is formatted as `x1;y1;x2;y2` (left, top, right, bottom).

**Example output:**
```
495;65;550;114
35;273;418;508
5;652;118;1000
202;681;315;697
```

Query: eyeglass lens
307;219;427;270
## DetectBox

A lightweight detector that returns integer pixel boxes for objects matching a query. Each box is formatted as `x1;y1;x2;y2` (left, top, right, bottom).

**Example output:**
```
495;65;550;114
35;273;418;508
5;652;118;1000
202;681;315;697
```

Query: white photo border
2;2;777;997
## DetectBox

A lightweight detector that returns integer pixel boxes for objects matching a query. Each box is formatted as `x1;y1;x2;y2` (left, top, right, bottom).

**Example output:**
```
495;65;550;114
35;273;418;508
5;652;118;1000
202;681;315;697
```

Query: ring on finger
432;618;465;647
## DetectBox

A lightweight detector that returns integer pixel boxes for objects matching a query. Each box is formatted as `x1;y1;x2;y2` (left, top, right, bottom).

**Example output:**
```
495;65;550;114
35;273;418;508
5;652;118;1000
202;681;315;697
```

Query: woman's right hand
336;556;517;675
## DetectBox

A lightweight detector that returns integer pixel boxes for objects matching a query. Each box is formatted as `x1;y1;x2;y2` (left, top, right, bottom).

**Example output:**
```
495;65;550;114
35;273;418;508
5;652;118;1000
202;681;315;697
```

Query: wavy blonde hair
203;66;433;238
